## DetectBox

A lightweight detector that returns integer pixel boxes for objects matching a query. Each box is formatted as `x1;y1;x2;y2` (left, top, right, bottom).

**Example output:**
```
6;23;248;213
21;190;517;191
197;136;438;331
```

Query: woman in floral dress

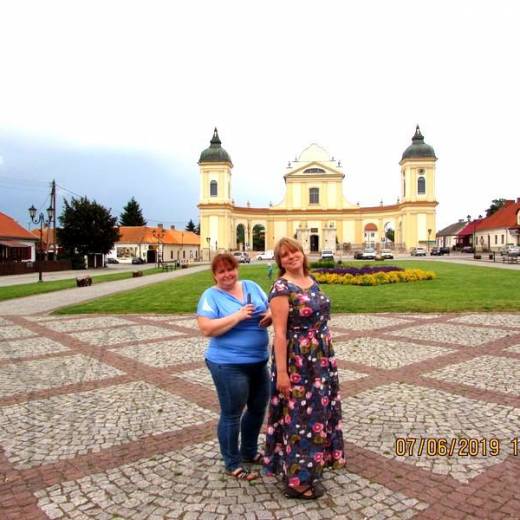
263;237;345;499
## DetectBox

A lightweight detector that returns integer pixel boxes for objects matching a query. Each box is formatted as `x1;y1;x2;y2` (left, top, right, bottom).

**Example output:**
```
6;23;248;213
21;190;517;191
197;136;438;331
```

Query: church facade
198;126;438;256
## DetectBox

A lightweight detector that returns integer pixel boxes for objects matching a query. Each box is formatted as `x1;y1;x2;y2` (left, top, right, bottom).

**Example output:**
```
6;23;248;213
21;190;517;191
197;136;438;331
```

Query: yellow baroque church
198;126;437;257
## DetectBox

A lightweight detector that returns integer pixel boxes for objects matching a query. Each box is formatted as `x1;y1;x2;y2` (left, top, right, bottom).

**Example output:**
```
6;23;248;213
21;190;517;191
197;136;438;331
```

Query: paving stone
176;367;214;387
337;368;369;382
425;355;520;395
0;325;36;340
70;325;181;346
387;323;513;346
112;337;207;367
0;381;217;468
449;313;520;328
42;316;135;332
0;336;70;360
0;353;123;397
0;316;13;326
334;337;454;369
330;314;409;331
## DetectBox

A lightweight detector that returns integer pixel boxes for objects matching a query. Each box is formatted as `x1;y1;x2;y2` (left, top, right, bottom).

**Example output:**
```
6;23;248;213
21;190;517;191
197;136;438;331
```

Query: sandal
284;483;324;500
226;467;259;481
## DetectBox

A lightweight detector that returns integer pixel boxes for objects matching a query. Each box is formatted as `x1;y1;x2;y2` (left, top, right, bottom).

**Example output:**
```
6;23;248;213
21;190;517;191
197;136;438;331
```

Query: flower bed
313;268;436;286
313;265;404;276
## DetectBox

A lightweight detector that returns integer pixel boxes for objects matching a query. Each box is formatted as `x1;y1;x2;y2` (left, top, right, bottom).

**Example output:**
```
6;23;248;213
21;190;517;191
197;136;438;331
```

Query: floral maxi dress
263;277;345;487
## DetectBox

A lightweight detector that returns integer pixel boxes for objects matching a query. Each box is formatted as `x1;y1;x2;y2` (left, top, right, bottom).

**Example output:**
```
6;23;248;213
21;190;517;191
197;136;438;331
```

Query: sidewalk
1;311;519;518
0;264;209;315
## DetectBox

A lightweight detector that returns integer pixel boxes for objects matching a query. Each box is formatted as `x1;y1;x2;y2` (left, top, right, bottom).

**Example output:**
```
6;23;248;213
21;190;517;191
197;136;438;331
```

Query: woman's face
279;246;304;274
213;263;238;290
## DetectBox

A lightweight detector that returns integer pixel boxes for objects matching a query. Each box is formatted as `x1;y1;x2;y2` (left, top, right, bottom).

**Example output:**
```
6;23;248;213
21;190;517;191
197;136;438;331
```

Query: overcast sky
1;0;519;231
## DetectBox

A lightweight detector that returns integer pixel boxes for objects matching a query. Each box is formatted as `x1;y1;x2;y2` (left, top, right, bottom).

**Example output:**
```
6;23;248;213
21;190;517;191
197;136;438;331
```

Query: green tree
185;219;196;232
485;198;507;217
385;228;395;242
195;222;200;235
58;197;120;256
120;197;147;226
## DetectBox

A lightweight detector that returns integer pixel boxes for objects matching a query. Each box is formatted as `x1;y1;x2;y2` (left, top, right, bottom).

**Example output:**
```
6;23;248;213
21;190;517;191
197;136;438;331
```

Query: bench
76;276;92;287
161;262;178;272
502;255;519;264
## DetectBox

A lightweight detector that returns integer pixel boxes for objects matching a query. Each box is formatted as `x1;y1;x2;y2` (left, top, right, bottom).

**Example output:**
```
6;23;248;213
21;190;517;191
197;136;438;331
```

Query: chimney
170;225;175;230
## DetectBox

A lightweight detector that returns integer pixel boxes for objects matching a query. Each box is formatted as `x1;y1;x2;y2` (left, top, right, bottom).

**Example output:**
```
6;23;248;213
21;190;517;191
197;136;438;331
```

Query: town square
2;1;520;519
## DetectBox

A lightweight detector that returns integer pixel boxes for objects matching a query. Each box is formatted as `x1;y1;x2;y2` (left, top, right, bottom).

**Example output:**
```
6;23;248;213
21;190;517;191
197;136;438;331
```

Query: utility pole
50;180;57;260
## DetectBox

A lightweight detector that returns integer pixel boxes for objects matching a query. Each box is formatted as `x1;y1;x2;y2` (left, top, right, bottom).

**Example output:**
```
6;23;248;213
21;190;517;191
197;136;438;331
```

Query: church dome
401;126;437;160
199;128;232;164
297;143;331;163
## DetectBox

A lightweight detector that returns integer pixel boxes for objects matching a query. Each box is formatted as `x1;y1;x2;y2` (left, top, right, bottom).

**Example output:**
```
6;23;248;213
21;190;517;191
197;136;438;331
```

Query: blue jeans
206;359;270;471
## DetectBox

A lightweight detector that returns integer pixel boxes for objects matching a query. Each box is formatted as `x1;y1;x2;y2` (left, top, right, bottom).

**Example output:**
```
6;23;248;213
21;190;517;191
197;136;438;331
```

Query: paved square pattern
425;355;520;395
0;336;69;360
330;314;409;331
2;312;520;519
334;337;455;369
387;323;513;346
449;313;520;328
70;324;182;346
0;381;217;468
41;316;135;332
35;440;427;520
112;337;207;367
343;382;520;483
0;354;123;398
0;316;13;326
0;325;36;340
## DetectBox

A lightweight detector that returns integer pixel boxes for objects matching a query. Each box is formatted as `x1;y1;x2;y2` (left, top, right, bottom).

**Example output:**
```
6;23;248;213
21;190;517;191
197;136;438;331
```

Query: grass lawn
55;261;520;314
0;268;163;302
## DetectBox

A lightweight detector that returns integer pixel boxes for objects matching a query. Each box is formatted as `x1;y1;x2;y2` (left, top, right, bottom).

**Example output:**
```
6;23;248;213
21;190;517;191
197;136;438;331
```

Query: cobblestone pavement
1;313;520;519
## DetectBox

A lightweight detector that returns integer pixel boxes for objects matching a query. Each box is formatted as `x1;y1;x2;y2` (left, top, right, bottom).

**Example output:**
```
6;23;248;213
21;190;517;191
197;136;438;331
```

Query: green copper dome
401;125;437;160
198;128;232;164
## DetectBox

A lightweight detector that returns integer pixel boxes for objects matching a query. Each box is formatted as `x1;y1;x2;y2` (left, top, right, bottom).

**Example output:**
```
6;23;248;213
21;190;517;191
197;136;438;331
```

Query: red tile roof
32;227;58;248
0;212;38;241
476;200;520;231
117;226;200;246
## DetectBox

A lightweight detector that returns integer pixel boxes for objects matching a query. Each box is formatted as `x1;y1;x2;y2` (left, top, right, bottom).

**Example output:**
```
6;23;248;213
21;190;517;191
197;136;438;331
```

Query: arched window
303;168;325;174
210;180;218;197
309;188;319;204
417;176;426;194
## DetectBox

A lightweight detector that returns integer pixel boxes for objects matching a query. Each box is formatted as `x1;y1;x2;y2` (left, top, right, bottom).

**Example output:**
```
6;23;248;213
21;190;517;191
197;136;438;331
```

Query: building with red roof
108;225;200;264
0;211;38;262
473;199;520;251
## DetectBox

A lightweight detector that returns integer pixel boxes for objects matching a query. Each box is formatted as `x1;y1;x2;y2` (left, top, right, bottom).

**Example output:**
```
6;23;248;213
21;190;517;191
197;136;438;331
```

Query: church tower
398;125;437;246
198;128;233;258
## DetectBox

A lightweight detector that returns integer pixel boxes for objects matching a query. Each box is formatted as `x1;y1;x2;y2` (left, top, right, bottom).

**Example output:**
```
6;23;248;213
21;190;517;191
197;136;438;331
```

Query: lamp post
427;228;432;253
28;204;54;282
206;236;210;261
152;228;166;268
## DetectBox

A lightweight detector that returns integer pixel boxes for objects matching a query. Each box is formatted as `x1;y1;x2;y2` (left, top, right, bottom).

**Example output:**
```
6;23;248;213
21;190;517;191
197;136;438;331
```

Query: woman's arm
270;296;291;398
197;304;254;337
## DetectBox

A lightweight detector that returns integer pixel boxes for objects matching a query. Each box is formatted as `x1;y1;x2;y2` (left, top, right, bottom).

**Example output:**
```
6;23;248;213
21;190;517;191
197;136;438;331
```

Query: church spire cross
210;127;222;146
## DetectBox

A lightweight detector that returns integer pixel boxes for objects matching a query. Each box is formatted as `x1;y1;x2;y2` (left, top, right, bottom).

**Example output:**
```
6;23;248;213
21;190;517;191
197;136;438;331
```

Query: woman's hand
258;309;272;328
276;372;291;399
236;304;254;321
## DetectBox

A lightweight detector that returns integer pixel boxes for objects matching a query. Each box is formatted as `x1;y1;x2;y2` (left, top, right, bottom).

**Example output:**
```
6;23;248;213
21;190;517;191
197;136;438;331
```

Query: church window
417;176;426;194
304;168;325;174
309;188;319;204
403;176;406;197
210;180;218;197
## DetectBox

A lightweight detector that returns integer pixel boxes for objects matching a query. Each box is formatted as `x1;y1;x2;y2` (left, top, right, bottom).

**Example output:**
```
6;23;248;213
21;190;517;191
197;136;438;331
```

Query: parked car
439;246;450;255
410;247;427;256
255;250;275;260
106;257;119;264
430;247;444;256
353;250;364;260
131;257;146;264
232;251;250;263
380;248;394;259
361;248;376;260
500;245;520;256
461;246;474;254
320;249;335;261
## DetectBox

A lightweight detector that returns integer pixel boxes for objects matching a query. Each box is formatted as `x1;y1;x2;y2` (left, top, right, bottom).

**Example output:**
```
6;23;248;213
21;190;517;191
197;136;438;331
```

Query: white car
410;247;427;256
320;249;335;261
255;250;275;260
361;248;376;260
381;248;394;259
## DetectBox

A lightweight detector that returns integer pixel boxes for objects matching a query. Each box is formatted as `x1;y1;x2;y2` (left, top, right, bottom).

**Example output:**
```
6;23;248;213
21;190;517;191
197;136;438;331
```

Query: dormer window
309;188;319;204
417;176;426;195
304;168;325;174
210;180;218;197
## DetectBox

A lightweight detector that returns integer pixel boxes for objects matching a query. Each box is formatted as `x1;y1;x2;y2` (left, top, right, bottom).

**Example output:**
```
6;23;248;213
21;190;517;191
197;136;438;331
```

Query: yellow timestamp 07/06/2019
395;437;520;457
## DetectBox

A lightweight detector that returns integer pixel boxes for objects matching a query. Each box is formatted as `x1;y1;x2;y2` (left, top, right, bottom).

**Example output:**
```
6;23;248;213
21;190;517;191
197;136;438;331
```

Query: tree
120;197;147;226
195;222;200;235
58;197;120;256
485;198;507;217
185;219;196;232
385;229;395;242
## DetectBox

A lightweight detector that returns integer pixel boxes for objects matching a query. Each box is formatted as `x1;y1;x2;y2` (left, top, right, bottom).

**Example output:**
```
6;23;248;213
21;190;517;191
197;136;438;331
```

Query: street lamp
152;228;166;268
28;204;54;282
206;236;210;261
427;228;432;253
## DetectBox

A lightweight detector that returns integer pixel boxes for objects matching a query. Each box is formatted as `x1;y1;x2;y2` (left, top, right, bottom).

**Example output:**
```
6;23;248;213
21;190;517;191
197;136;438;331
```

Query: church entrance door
310;234;319;252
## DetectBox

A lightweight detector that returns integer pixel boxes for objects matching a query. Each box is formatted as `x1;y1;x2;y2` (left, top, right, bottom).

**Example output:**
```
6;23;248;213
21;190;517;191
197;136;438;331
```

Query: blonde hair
273;237;310;277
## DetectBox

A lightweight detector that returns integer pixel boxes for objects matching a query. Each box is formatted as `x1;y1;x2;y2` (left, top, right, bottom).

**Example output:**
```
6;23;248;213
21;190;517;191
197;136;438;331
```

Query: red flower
290;373;301;383
299;306;313;317
312;422;324;433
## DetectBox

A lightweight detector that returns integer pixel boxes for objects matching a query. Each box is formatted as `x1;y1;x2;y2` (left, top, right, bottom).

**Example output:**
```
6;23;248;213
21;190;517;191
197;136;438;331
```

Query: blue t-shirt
196;280;269;364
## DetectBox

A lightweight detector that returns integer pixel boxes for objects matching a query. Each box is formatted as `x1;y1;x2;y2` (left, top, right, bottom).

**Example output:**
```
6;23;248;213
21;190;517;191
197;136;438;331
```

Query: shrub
310;260;336;269
313;268;436;286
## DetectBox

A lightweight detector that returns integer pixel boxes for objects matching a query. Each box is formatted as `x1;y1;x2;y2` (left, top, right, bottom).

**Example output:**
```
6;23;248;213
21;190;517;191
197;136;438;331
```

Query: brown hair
211;253;239;274
273;237;310;277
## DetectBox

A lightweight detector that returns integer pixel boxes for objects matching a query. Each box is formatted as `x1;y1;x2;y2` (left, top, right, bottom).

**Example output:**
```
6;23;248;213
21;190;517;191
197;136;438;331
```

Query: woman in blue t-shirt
197;253;271;481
